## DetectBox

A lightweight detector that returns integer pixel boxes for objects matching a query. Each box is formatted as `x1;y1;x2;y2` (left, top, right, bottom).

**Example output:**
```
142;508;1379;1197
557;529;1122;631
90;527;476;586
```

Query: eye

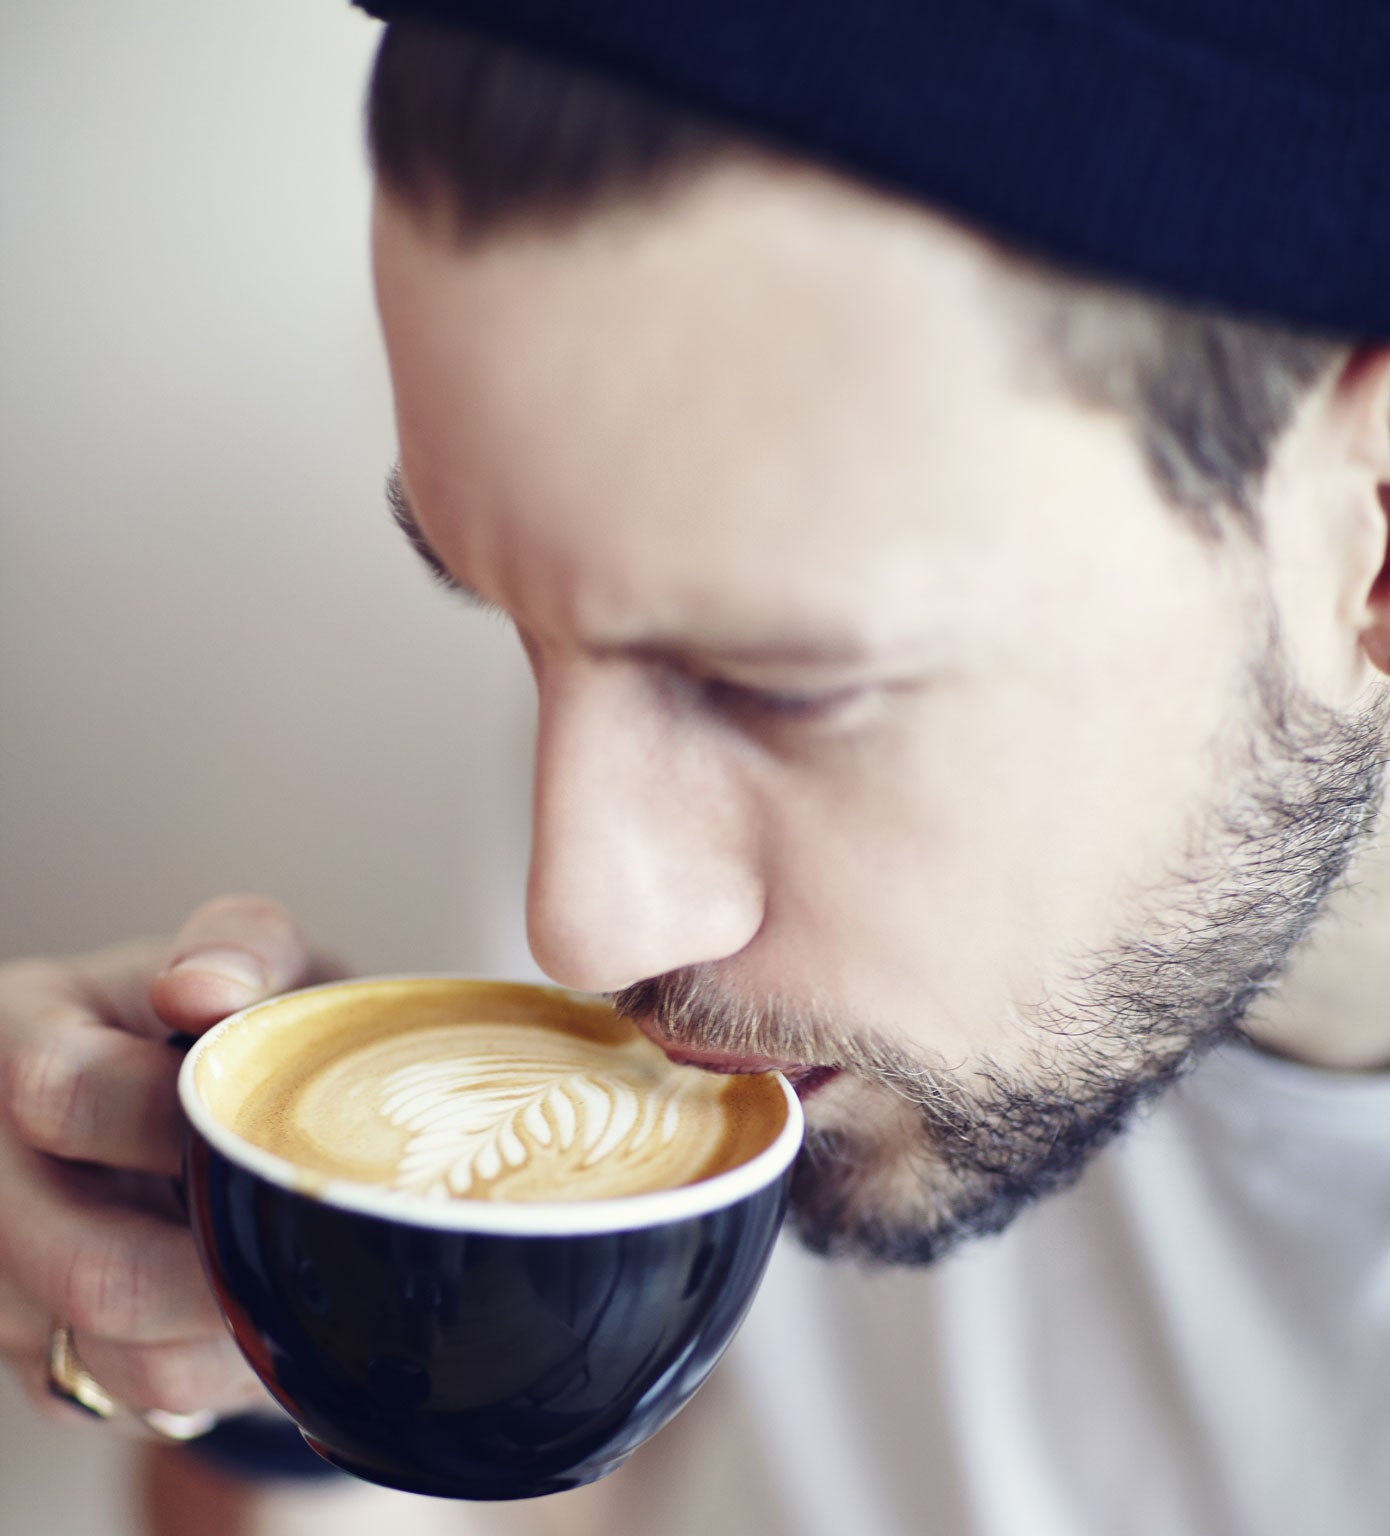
700;677;866;723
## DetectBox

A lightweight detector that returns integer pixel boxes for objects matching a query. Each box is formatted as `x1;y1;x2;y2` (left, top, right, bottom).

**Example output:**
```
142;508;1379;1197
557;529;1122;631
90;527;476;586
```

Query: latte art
205;980;785;1203
379;1037;698;1197
293;1022;728;1200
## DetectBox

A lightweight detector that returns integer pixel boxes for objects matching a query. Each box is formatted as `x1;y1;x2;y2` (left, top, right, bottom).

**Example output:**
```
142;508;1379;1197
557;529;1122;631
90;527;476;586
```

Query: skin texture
371;156;1390;1261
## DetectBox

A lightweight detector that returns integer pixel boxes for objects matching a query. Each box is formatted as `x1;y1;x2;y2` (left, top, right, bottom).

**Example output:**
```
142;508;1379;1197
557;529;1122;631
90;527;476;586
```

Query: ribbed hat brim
355;0;1390;338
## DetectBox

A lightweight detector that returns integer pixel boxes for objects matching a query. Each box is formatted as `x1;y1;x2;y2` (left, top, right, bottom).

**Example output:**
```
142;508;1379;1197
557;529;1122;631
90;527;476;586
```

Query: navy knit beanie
352;2;1390;339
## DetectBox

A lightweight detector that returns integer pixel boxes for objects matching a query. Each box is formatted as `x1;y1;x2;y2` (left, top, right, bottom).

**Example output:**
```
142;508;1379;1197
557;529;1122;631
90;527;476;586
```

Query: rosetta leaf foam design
377;1051;694;1198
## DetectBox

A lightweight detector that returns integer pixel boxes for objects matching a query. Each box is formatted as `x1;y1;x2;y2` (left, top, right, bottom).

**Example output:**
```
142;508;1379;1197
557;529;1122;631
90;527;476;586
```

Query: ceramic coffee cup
177;977;802;1499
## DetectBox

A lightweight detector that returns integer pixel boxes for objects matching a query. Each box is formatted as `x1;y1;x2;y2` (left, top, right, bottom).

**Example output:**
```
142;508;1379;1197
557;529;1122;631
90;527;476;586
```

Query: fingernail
165;949;266;998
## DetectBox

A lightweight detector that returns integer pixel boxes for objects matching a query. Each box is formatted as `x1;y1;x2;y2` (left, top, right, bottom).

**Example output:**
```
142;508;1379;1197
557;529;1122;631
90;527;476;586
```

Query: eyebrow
386;465;498;612
384;465;944;672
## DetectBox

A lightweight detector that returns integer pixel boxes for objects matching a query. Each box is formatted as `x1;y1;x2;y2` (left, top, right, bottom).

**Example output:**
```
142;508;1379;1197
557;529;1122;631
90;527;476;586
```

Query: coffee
197;978;785;1203
181;977;803;1496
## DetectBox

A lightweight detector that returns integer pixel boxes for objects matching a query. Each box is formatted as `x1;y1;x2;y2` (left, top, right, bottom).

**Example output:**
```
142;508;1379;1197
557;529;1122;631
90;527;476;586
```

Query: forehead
371;160;1154;640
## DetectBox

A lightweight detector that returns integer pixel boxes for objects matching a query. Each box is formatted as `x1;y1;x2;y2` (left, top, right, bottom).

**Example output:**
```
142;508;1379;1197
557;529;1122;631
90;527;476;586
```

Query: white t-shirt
591;1041;1390;1536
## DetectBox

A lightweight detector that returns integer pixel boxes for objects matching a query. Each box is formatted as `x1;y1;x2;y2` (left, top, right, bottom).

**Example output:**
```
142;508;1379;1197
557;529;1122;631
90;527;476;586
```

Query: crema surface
198;979;784;1201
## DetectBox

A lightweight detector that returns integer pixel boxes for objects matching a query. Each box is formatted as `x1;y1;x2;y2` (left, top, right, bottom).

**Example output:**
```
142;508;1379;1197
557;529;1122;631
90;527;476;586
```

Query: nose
525;662;763;994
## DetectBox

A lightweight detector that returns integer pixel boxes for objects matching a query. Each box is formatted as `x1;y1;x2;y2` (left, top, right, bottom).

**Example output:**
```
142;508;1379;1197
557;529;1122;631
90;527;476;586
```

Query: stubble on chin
781;1034;1149;1266
788;1073;952;1261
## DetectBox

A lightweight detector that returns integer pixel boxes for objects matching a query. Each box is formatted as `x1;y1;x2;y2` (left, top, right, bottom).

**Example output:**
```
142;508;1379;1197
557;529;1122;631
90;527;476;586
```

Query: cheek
745;616;1251;1065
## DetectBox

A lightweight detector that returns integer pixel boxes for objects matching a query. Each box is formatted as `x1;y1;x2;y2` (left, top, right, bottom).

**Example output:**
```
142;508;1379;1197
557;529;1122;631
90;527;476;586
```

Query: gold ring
47;1323;217;1442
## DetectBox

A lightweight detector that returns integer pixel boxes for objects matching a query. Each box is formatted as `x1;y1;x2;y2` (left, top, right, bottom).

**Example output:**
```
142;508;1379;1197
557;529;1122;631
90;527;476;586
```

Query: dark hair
368;19;1348;536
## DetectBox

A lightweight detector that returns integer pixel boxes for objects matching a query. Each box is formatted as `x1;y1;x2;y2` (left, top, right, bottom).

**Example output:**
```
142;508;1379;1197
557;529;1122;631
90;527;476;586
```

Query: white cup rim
177;975;805;1236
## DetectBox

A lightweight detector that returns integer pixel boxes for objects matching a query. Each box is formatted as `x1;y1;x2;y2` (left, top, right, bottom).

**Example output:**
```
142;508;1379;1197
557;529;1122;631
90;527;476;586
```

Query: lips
780;1064;840;1099
635;1018;840;1099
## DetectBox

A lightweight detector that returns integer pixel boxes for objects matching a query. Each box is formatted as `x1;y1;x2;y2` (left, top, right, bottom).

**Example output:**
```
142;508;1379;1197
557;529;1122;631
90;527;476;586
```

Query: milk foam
207;981;786;1204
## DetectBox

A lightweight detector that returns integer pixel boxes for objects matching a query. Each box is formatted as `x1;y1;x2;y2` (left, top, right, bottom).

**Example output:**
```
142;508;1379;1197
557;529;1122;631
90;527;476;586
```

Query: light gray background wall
1;5;539;1528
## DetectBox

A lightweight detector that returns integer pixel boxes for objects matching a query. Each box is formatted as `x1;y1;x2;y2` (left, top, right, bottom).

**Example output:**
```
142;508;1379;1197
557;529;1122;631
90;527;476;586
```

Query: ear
1327;346;1390;676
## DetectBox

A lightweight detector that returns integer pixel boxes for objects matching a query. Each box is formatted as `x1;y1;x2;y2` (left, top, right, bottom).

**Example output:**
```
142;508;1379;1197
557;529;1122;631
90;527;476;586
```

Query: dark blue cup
177;979;802;1500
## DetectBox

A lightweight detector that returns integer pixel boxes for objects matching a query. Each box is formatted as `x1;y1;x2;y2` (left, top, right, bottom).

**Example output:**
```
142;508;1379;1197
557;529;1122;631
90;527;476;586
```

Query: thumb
147;895;345;1037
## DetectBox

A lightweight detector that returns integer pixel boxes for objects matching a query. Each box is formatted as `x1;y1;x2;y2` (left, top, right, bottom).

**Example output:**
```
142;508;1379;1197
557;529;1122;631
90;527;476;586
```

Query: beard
614;638;1389;1267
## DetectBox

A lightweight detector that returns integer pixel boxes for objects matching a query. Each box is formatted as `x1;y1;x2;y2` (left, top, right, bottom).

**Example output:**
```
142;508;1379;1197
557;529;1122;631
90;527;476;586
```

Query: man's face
373;158;1383;1263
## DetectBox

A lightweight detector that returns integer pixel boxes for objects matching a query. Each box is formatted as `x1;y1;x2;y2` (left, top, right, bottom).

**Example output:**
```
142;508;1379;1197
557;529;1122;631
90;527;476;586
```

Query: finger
0;1144;226;1342
68;940;181;1037
0;1270;116;1429
76;1330;270;1418
0;1268;48;1356
11;1353;112;1429
10;1339;268;1428
4;1011;184;1175
0;945;170;1046
147;895;345;1037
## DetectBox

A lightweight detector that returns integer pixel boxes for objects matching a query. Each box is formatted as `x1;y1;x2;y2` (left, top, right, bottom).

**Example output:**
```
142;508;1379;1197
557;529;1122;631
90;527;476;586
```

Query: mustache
611;967;844;1066
610;967;1015;1150
609;966;944;1094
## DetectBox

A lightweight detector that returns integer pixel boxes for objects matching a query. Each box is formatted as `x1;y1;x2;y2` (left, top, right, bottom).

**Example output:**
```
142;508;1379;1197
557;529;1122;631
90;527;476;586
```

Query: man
2;4;1388;1532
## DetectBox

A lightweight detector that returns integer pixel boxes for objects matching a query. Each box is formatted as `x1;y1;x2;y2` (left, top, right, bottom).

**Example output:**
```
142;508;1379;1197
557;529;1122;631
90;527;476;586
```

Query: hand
0;896;344;1425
